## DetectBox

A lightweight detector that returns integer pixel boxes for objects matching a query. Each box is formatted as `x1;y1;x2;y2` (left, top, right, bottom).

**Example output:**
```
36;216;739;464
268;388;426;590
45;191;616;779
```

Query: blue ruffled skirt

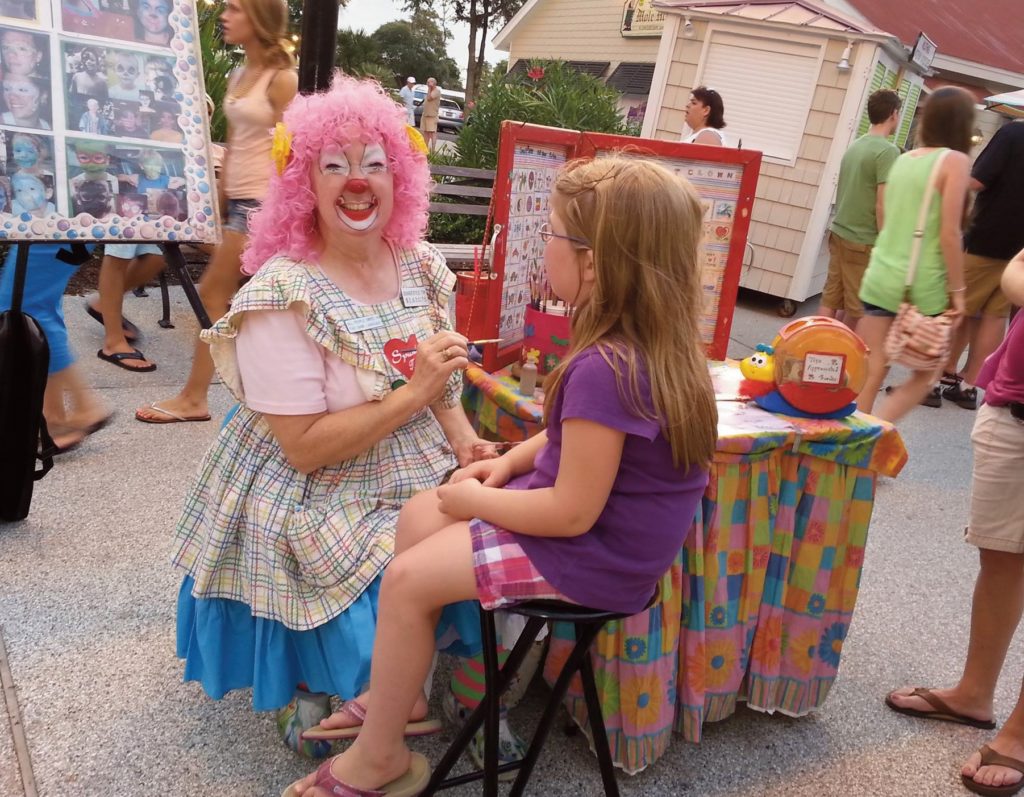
176;574;482;711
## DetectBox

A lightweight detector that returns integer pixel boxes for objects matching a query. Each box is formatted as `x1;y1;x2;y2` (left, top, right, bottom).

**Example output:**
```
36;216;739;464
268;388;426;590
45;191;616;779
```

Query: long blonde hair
238;0;295;69
544;156;718;470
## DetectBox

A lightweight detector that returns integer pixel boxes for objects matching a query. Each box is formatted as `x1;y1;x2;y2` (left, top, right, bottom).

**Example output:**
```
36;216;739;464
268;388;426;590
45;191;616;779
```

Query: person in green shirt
856;87;975;422
820;89;901;330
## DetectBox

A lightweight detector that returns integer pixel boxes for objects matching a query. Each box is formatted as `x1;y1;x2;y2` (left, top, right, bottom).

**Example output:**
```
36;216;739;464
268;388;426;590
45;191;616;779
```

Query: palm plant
198;0;241;142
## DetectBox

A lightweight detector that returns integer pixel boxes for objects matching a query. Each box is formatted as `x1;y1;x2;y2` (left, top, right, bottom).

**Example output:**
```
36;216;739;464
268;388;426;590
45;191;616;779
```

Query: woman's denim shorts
224;198;261;234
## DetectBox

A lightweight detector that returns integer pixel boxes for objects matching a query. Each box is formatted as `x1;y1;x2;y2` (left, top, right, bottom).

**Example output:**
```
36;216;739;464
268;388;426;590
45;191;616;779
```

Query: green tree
335;28;380;74
455;0;524;105
370;12;462;89
457;60;627;169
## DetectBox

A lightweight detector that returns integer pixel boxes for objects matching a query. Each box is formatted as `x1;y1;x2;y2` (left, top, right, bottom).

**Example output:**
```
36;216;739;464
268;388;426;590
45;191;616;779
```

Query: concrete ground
1;285;1020;796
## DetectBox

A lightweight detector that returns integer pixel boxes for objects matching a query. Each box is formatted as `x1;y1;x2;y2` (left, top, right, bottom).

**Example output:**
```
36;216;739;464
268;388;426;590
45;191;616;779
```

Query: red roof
845;0;1024;75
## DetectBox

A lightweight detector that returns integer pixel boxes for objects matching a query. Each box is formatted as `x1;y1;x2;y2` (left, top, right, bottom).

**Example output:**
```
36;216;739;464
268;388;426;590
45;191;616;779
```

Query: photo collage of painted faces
0;0;186;221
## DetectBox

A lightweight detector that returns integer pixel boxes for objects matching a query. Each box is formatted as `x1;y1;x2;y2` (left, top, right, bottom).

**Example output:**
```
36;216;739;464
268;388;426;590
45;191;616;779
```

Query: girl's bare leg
292;522;478;794
317;488;460;731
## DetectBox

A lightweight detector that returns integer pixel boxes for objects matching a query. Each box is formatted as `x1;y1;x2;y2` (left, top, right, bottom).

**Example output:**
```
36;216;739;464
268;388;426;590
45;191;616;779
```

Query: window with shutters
855;60;923;148
856;62;896;136
696;30;822;163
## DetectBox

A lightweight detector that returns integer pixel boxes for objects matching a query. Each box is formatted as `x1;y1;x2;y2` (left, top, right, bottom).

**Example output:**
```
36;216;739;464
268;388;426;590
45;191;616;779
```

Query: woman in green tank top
856;87;975;423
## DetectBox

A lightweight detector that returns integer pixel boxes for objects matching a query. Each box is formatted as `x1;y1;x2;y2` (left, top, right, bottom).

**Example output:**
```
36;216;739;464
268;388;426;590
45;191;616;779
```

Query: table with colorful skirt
461;364;908;774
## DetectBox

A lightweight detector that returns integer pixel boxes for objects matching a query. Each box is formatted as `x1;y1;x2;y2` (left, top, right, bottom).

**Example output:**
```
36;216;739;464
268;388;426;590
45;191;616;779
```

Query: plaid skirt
469;520;572;610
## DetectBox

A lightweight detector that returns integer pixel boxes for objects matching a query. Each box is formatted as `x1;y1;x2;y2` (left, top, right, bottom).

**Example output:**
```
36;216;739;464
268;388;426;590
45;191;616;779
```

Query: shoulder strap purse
883;149;956;371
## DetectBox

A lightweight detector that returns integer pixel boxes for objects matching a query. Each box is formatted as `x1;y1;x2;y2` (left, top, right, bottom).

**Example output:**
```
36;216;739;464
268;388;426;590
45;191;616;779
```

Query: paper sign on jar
803;352;846;385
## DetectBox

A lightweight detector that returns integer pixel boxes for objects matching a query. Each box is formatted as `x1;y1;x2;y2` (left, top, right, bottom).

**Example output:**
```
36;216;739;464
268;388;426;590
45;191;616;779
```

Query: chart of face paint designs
0;0;219;242
499;142;567;344
599;151;742;347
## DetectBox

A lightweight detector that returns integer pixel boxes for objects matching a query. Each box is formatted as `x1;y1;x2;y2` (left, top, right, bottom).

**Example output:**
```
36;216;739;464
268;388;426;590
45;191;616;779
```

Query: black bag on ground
0;245;57;522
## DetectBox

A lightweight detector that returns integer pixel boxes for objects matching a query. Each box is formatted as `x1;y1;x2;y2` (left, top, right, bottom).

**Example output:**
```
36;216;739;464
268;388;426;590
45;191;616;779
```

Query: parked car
414;97;464;134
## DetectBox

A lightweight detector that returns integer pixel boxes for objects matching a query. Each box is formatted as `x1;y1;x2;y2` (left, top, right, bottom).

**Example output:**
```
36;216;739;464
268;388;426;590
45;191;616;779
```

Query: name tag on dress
345;315;385;333
401;286;429;308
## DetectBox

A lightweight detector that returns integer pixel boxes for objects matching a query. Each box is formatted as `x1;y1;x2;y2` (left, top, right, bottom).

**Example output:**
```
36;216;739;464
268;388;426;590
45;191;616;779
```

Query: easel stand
115;243;212;330
158;242;212;329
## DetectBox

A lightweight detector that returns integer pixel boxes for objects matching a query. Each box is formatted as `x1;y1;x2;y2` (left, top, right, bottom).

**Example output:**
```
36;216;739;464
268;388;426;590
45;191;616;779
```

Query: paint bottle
519;351;539;397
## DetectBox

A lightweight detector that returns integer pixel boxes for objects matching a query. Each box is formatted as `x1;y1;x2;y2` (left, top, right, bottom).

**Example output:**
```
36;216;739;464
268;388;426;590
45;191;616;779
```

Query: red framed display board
476;121;761;372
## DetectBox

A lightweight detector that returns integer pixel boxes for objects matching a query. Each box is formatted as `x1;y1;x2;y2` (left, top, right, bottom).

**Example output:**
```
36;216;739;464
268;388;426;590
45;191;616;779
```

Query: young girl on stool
286;156;719;796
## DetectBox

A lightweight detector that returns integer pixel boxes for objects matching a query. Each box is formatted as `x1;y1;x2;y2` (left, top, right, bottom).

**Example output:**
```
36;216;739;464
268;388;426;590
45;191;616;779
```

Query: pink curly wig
241;74;431;275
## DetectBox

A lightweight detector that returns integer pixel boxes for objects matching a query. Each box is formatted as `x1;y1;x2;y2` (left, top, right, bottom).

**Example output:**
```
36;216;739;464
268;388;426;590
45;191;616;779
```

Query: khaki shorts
965;403;1024;553
822;233;871;317
963;252;1011;317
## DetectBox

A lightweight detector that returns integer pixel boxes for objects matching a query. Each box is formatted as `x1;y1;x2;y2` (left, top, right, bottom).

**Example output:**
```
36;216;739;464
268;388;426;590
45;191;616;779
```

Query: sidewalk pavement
0;286;1018;796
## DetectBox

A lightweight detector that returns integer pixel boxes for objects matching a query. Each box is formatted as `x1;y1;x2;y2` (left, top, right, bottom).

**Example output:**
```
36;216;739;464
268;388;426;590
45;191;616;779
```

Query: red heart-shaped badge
384;334;418;379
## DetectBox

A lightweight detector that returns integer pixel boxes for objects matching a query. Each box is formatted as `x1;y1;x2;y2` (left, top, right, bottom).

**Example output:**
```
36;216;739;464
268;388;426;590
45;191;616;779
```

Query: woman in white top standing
682;86;727;146
135;0;297;424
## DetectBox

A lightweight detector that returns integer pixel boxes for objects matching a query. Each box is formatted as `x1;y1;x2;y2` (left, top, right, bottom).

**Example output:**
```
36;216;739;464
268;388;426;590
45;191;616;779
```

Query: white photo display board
499;142;566;345
0;0;218;242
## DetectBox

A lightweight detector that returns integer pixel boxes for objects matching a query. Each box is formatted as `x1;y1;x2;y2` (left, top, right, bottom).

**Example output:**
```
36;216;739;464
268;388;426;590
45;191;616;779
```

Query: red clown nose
346;178;370;194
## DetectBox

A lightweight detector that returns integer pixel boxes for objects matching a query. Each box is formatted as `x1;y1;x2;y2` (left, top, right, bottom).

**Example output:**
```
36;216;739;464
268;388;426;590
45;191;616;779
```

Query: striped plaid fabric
470;521;569;609
201;244;462;409
173;244;461;631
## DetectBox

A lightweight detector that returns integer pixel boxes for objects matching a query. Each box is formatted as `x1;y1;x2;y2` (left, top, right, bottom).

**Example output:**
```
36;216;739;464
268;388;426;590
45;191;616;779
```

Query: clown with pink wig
170;76;487;755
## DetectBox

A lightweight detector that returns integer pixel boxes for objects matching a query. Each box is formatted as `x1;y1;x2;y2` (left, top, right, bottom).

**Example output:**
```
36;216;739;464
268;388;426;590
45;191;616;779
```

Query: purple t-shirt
978;312;1024;405
507;347;709;614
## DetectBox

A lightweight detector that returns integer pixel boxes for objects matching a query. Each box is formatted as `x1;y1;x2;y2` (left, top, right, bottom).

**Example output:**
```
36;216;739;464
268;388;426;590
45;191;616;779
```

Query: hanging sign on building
910;32;937;71
620;0;665;37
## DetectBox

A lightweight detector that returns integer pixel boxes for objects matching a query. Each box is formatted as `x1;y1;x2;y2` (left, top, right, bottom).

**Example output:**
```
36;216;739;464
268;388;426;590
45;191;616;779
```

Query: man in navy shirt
942;120;1024;409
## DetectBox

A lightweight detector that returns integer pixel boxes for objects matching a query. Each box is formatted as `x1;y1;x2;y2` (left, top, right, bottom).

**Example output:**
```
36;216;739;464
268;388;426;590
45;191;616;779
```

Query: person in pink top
887;248;1024;796
135;0;297;423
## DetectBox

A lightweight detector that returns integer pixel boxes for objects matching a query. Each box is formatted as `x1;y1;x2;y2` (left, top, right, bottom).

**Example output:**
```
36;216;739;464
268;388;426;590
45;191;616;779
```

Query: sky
337;0;504;83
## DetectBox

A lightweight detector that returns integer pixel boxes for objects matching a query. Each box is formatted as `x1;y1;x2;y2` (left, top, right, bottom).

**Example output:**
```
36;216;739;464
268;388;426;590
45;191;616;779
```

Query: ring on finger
442;347;451;361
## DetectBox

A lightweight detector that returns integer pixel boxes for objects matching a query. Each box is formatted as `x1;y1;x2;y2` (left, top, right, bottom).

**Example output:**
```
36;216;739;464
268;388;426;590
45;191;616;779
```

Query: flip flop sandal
884;687;996;729
961;744;1024;796
97;348;156;372
134;402;211;424
281;752;431;797
85;301;142;342
301;699;442;742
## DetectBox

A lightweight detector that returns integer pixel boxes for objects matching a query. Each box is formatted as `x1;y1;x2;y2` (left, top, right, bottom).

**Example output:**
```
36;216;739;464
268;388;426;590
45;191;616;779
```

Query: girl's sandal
281;752;431;797
301;699;442;742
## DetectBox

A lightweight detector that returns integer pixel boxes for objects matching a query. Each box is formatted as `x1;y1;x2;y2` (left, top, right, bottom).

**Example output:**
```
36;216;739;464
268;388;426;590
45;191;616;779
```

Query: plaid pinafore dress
172;243;461;632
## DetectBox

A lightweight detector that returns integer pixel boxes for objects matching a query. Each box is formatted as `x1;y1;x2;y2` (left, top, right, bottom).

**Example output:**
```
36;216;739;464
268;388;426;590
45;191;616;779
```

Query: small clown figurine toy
171;75;487;763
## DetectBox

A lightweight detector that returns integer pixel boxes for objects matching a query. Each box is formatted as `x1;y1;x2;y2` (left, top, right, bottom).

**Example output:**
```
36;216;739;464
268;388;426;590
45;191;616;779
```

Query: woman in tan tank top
135;0;297;424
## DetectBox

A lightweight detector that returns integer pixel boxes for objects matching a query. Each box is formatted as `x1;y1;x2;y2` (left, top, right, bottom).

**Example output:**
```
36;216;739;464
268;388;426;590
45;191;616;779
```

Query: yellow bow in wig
271;122;293;175
406;125;428;155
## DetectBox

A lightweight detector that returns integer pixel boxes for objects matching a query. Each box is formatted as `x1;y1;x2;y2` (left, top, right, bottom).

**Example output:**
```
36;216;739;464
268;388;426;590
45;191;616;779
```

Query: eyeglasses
538;222;588;246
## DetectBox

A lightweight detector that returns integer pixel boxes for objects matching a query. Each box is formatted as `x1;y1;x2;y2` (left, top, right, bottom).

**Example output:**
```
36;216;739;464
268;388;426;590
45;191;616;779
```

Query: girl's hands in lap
437;477;484;519
408;331;469;405
449;456;513;488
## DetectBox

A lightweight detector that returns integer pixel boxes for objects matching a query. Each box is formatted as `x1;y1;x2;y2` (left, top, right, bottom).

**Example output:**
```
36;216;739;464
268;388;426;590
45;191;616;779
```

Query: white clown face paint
314;142;393;234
